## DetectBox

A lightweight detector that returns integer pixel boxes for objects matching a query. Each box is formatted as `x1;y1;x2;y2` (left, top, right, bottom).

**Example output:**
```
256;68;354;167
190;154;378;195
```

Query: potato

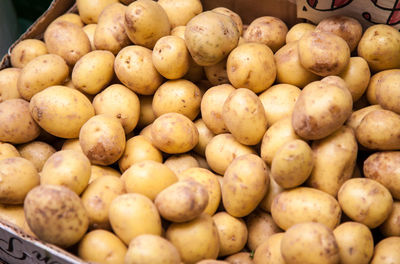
380;201;400;236
260;117;301;165
114;45;163;95
166;213;219;264
375;69;400;114
185;11;239;66
358;24;400;72
212;7;243;35
333;222;374;264
184;57;205;82
243;16;287;52
222;88;267;145
197;261;229;264
212;212;247;256
0;204;35;237
17;141;56;171
225;252;254;264
0;99;40;144
79;114;126;165
194;119;215;156
76;0;118;24
171;26;186;39
0;68;21;103
346;105;382;131
124;0;170;49
355;109;400;150
24;185;89;248
258;174;284;212
204;58;229;86
10;39;48;69
286;23;316;43
371;237;400;264
44;21;91;66
222;154;268;217
292;76;353;140
109;193;162;245
89;165;121;183
227;43;276;93
307;126;357;196
298;31;350;76
17;54;69;100
338;57;370;101
271;139;313;189
155;180;208;222
61;138;83;153
0;157;39;204
316;15;362;52
138;95;156;128
54;13;84;27
78;229;127;264
0;142;20;161
93;84;140;134
152;36;190;79
246;210;281;252
29;85;94;138
253;233;285;264
201;84;235;134
151;113;199;154
281;222;339;264
124;235;181;264
81;175;124;229
164;154;199;175
159;0;202;28
193;153;210;170
338;178;393;228
82;24;96;50
271;187;341;230
366;70;389;105
94;3;131;54
152;80;201;120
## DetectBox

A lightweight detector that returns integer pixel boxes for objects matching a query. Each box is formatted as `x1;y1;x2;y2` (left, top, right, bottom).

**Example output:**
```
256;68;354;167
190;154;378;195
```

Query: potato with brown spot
246;210;281;252
17;141;56;172
158;0;202;28
10;39;48;68
212;7;243;35
371;237;400;264
286;22;316;43
253;233;285;264
76;0;118;24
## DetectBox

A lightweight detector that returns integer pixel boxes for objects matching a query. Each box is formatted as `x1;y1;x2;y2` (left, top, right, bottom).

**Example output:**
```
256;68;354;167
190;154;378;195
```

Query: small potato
212;7;243;35
155;180;208;222
271;187;341;230
158;0;202;28
171;26;186;39
93;84;140;134
375;69;400;114
151;113;199;154
114;45;163;95
122;160;177;200
204;58;229;86
380;201;400;236
244;16;288;52
61;139;83;153
253;233;285;264
79;114;126;165
10;39;48;68
201;84;235;134
78;229;127;264
185;11;239;66
44;21;91;66
81;176;124;229
0;99;40;144
125;0;170;49
125;234;181;264
0;157;39;204
152;79;201;120
89;165;121;183
0;68;21;103
212;212;247;256
316;15;362;52
222;154;269;217
17;54;69;100
24;185;89;248
227;43;276;93
225;252;254;264
358;24;400;72
17;141;56;172
371;237;400;264
54;13;84;27
333;222;374;264
298;31;350;76
184;57;205;82
346;105;382;131
356;109;400;150
0;143;20;161
29;86;95;138
152;36;190;79
281;222;340;264
0;204;35;237
258;174;284;213
272;139;313;189
82;24;96;50
246;210;281;252
164;154;199;175
366;70;386;105
194;119;215;156
192;154;210;170
137;95;156;128
338;178;393;228
166;213;219;264
338;57;371;101
109;193;162;245
286;23;316;43
76;0;118;24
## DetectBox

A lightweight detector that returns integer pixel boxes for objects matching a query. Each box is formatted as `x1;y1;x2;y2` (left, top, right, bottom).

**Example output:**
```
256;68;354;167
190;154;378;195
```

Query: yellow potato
225;252;255;264
371;237;400;264
24;185;89;248
158;0;202;28
82;24;96;50
0;142;20;161
78;229;127;264
212;7;243;35
54;13;84;27
375;69;400;114
89;165;121;183
194;119;216;156
76;0;118;24
184;57;205;82
0;68;21;103
338;57;370;101
171;26;186;39
10;39;48;68
258;173;284;213
346;105;382;131
253;233;285;264
0;204;35;237
366;70;386;105
204;58;229;86
246;210;281;252
338;178;393;228
380;201;400;236
192;153;210;170
286;23;316;43
137;95;156;128
61;138;83;153
164;154;199;175
17;141;56;172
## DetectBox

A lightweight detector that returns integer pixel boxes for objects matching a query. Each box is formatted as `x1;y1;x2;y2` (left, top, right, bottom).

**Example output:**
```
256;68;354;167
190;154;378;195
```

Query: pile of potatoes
1;0;400;263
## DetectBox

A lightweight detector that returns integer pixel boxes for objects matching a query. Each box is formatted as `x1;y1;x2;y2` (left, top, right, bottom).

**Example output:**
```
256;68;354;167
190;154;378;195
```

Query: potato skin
346;105;382;131
375;69;400;114
0;68;21;103
212;7;243;36
225;252;254;264
158;0;202;28
246;210;281;252
338;57;370;101
0;143;20;161
286;23;316;43
258;174;284;213
371;237;400;264
76;0;118;24
17;141;56;172
253;233;285;264
380;201;400;236
194;119;215;156
10;39;48;68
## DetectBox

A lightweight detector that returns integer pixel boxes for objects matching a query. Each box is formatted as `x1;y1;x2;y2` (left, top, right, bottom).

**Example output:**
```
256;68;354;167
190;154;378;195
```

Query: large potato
17;141;56;172
10;39;48;68
158;0;202;28
253;233;285;264
24;185;89;248
371;237;400;264
54;13;83;27
246;210;281;252
76;0;118;24
0;68;21;103
375;69;400;114
380;201;400;236
338;57;370;101
212;7;243;36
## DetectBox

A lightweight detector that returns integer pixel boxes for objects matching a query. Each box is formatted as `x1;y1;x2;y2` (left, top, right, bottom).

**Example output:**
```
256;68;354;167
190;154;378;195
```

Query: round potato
253;233;285;264
194;119;215;156
212;7;243;35
0;99;40;144
246;210;281;252
227;42;276;93
54;13;84;27
0;68;21;103
158;0;202;28
82;24;96;50
10;39;48;68
89;165;121;183
114;45;163;95
286;22;316;43
29;85;95;138
371;237;400;264
375;69;400;114
76;0;118;24
204;58;229;86
380;201;400;236
0;142;20;161
164;154;199;176
338;178;393;228
17;141;56;172
258;174;284;213
225;252;254;264
185;11;240;66
338;57;370;101
79;114;126;165
24;185;89;248
346;105;382;131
